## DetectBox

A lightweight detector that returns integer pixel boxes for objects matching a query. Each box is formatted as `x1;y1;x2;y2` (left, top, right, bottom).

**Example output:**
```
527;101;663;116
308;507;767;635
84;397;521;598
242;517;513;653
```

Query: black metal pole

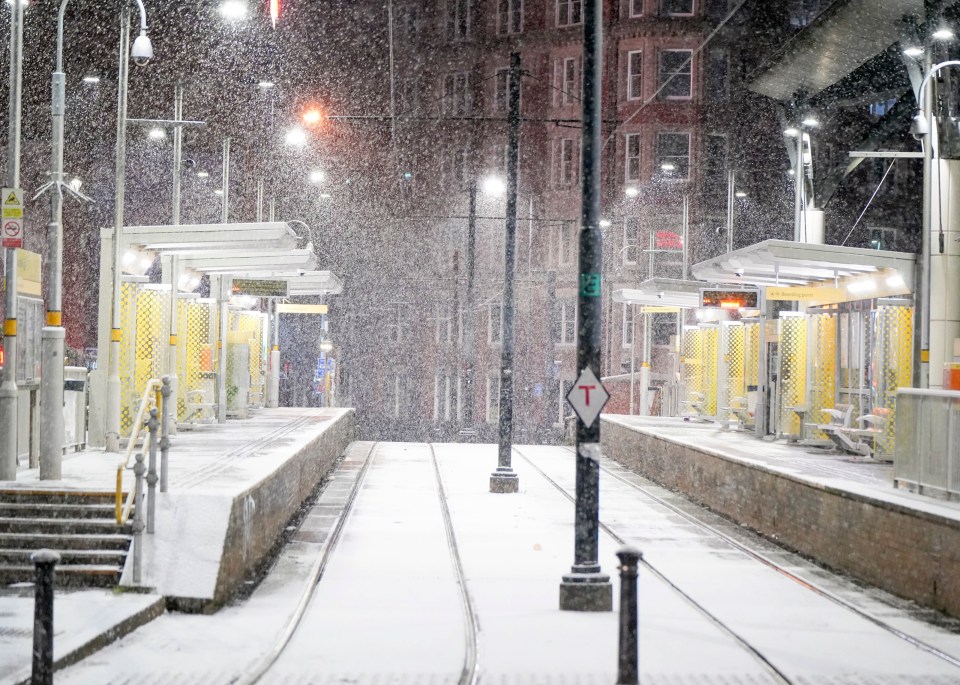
462;181;477;434
490;52;522;494
31;549;60;685
616;546;642;684
559;0;612;611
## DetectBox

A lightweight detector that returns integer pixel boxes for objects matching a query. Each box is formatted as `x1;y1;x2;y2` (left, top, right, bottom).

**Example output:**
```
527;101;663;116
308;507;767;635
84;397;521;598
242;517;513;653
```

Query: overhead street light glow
903;46;924;57
285;127;307;146
933;26;955;41
625;186;639;197
481;175;506;196
258;81;275;89
303;108;323;126
802;117;819;127
219;0;248;20
148;127;166;140
309;170;326;183
83;75;100;84
196;171;209;178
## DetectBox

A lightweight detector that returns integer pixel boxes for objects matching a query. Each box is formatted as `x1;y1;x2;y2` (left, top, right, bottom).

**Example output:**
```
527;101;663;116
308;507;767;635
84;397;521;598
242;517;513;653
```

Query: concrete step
0;489;118;507
0;532;132;551
0;517;126;536
0;502;119;520
0;563;122;588
0;548;127;567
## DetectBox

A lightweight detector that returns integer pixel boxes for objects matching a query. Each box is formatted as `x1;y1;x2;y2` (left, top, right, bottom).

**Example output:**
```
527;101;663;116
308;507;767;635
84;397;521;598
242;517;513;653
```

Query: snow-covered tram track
237;441;379;685
589;450;960;673
514;446;793;685
516;448;960;683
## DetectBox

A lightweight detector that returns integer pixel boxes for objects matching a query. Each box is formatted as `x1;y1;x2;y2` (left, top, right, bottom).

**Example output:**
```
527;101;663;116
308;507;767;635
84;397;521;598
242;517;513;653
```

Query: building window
398;77;419;115
789;0;825;28
446;0;470;40
656;132;691;179
554;299;576;345
704;133;726;189
629;0;644;16
706;48;728;101
661;0;694;15
497;0;523;35
559;222;576;266
445;148;469;187
435;304;453;344
434;373;453;422
556;0;582;26
558;378;574;425
554;138;579;186
659;50;693;99
554;57;580;106
488;302;503;344
625;132;641;182
443;72;472;116
487;374;501;423
623;303;634;347
392;375;402;419
387;307;404;343
493;68;521;112
627;50;643;100
623;217;641;265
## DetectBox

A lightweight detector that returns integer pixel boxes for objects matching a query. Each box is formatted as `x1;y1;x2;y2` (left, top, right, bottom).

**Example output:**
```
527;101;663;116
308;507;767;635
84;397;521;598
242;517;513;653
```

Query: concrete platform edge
209;409;356;608
601;416;960;619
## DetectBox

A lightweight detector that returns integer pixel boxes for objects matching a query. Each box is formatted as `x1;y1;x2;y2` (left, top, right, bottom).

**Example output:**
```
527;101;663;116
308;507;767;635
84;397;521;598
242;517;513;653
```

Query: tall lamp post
0;0;24;480
35;0;98;479
490;52;522;494
106;3;154;453
559;0;613;612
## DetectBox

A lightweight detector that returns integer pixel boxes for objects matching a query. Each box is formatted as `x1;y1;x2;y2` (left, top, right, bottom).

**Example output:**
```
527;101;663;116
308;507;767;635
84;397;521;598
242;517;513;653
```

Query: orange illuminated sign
700;289;759;309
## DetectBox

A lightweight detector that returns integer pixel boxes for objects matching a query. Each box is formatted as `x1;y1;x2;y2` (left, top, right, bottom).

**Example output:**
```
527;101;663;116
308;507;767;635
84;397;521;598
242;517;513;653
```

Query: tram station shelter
88;222;342;450
615;240;918;462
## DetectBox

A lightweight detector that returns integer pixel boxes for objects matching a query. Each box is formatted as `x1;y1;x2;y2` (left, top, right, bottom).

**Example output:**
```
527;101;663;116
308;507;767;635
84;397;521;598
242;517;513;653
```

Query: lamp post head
131;31;153;66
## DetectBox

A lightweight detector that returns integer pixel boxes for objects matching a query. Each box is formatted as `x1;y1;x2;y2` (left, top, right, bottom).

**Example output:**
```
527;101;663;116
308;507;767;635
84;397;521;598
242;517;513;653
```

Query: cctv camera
910;112;929;139
735;270;744;277
183;159;196;170
131;32;153;67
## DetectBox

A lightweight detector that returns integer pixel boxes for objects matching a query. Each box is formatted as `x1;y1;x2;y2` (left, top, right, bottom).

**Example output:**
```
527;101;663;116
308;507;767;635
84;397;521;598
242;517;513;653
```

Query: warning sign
1;187;23;249
565;367;610;428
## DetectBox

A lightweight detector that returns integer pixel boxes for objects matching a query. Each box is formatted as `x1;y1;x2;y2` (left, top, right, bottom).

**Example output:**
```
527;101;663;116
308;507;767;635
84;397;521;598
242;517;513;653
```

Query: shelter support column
929;159;960;389
88;228;115;448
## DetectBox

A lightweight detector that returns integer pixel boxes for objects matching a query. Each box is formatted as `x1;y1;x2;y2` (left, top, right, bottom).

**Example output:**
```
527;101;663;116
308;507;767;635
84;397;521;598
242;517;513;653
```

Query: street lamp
105;2;154;453
219;0;248;21
35;0;148;472
285;127;307;147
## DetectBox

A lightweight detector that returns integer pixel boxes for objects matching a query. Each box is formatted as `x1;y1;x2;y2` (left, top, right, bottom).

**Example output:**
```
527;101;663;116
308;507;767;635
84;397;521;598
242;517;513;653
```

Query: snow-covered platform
5;407;355;607
602;414;960;619
41;442;960;684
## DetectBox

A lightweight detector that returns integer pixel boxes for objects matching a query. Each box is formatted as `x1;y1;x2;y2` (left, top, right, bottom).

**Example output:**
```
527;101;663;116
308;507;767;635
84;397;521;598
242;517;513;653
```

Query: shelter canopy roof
747;0;922;101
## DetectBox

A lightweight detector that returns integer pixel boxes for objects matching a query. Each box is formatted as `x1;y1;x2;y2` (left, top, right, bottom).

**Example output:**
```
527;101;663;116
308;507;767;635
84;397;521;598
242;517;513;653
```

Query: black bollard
31;549;60;685
616;545;643;685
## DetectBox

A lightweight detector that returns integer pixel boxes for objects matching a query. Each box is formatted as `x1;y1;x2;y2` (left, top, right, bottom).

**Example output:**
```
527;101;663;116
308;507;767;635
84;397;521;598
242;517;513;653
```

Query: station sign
1;187;23;249
566;367;609;428
232;278;288;298
700;288;759;309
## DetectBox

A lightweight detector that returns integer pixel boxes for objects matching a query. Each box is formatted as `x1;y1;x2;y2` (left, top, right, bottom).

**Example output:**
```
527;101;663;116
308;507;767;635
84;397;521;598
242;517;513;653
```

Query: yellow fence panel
178;299;217;423
779;314;807;437
680;326;705;417
875;304;913;460
808;312;837;439
702;326;720;417
119;284;169;437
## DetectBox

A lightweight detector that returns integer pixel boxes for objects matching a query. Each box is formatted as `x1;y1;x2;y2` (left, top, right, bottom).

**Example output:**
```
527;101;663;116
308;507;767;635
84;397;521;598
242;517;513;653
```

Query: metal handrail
115;378;162;524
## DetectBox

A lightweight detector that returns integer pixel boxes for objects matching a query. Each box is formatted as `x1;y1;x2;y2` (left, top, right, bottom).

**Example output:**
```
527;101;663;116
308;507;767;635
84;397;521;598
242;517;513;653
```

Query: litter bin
63;366;87;452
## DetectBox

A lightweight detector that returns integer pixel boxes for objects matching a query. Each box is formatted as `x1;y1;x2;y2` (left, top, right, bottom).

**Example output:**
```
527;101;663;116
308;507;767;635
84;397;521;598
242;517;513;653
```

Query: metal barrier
894;388;960;499
63;366;87;452
115;378;161;524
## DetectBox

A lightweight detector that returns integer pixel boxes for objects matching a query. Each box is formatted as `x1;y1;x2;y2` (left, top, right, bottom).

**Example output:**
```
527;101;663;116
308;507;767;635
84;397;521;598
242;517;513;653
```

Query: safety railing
893;388;960;499
115;379;162;524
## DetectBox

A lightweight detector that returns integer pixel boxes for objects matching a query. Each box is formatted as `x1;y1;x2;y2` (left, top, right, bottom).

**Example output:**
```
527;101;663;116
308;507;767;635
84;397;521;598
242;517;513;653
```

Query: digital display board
700;288;759;309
